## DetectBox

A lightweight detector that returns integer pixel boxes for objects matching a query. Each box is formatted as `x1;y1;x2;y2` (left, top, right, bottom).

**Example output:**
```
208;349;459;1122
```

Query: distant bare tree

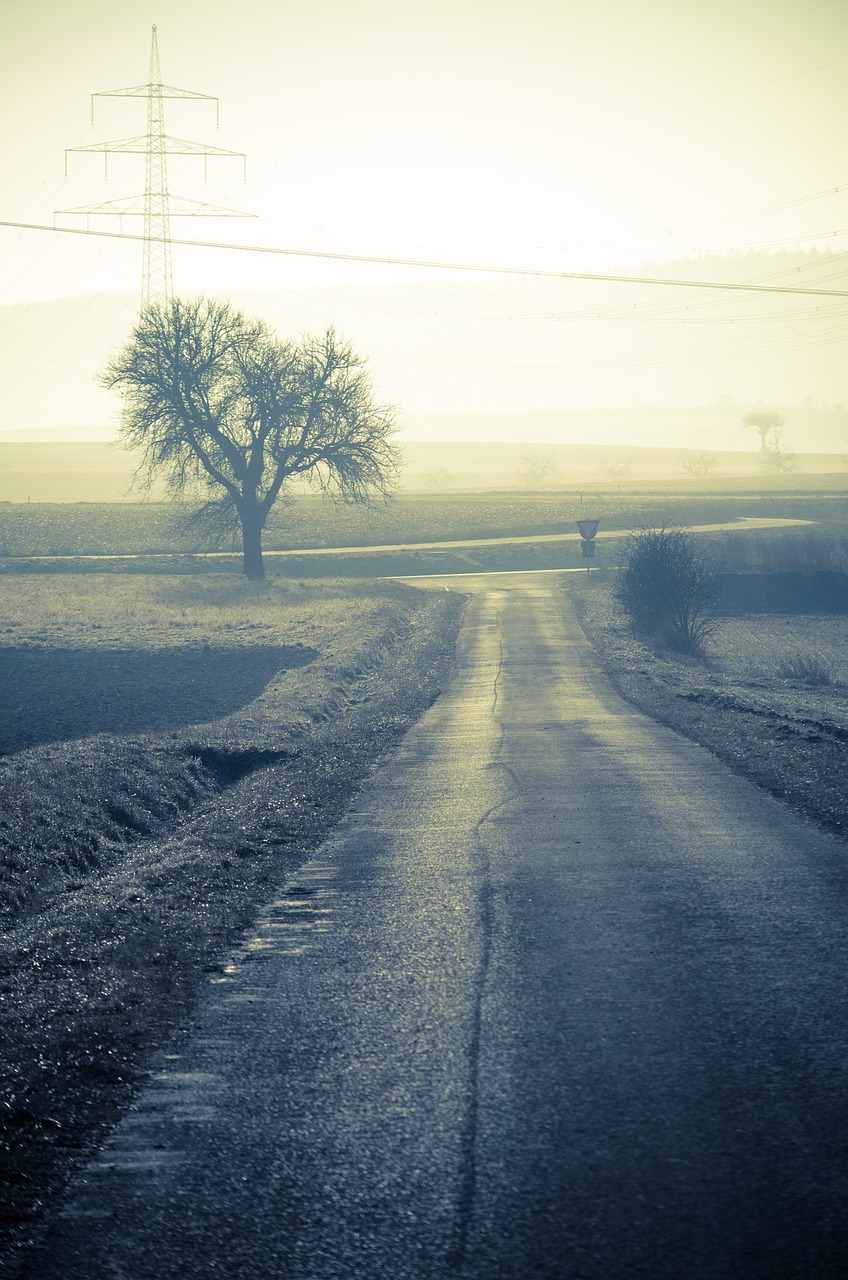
600;460;630;491
762;428;798;475
743;410;783;453
102;298;399;579
679;451;718;478
517;451;558;488
421;468;455;491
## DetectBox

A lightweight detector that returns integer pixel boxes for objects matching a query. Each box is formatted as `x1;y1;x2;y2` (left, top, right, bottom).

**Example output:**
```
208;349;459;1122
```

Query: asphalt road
31;578;848;1278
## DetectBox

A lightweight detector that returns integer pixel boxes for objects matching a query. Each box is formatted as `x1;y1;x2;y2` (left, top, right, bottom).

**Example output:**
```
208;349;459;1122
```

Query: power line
4;218;848;299
530;182;848;255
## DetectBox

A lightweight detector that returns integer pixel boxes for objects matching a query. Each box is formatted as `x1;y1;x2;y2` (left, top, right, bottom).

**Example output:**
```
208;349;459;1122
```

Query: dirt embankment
569;574;848;844
0;578;465;1276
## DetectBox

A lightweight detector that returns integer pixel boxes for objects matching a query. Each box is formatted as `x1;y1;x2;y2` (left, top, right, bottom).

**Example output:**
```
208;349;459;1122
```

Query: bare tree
679;450;718;478
600;460;630;491
762;428;798;475
517;451;558;488
743;410;783;452
102;299;400;579
421;468;455;490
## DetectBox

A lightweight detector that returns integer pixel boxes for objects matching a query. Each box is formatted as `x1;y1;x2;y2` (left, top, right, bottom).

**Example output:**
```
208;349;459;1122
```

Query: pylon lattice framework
58;26;252;310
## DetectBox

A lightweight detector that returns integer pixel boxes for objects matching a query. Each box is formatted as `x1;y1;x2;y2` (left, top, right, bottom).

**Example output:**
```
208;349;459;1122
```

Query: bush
617;525;722;654
774;653;834;685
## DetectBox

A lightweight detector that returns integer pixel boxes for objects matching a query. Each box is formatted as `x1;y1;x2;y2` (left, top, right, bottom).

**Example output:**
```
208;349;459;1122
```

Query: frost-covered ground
703;615;848;726
0;574;465;1272
696;616;848;749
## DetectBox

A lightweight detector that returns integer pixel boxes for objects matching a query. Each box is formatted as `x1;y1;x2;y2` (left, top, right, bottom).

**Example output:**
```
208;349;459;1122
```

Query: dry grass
716;524;848;574
0;573;444;925
0;572;465;1261
0;573;386;652
704;615;848;689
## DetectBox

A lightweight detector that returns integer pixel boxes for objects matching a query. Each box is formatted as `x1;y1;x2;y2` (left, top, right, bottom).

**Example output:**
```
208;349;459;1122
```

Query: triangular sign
576;520;600;541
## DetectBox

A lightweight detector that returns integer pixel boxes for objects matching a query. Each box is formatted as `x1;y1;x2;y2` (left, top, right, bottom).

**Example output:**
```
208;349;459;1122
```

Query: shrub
617;525;722;654
774;653;834;685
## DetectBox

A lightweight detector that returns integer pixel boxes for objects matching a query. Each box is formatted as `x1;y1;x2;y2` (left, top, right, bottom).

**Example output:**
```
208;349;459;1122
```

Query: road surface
31;577;848;1278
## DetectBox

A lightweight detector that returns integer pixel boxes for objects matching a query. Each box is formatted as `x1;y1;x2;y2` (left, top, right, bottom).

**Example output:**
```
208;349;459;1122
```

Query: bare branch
101;298;400;578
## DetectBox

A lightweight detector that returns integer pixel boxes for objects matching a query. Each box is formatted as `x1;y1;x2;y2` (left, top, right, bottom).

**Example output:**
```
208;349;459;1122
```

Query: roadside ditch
0;587;466;1276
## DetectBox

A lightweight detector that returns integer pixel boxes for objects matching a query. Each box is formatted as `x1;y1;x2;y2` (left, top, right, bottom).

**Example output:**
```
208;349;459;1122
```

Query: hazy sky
2;0;848;432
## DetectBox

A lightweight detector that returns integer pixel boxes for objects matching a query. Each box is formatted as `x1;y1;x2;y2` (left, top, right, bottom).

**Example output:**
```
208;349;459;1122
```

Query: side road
0;516;811;579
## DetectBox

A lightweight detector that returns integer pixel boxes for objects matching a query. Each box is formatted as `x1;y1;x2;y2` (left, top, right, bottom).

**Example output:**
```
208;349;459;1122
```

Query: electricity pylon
58;26;252;309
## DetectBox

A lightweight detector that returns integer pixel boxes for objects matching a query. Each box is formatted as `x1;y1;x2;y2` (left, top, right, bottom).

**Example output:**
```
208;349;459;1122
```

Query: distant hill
0;443;158;503
401;439;848;489
1;437;845;503
404;404;848;456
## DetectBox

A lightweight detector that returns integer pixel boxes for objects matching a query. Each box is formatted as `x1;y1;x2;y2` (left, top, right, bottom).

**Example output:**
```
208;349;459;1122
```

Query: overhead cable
3;219;848;298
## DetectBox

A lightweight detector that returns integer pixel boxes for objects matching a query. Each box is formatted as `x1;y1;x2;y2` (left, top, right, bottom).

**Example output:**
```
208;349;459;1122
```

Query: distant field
1;491;847;562
2;435;848;502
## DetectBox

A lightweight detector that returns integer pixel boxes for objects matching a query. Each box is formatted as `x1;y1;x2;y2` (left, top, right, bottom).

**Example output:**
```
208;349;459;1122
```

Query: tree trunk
240;508;265;579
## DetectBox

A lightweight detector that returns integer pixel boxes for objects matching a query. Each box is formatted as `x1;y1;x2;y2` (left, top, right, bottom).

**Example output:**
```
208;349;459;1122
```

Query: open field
707;615;848;684
0;573;372;656
0;573;462;925
1;491;847;568
2;433;848;502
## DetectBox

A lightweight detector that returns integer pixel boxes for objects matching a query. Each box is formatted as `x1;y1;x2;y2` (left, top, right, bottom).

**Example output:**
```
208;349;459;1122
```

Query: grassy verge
569;572;848;844
0;574;465;1274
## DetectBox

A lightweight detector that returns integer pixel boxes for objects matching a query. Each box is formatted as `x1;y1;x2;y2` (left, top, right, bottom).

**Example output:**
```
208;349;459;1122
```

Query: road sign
576;520;600;541
581;541;596;558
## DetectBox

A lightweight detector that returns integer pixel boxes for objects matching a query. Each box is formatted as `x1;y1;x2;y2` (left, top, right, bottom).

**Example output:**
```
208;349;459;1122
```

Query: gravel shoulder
569;573;848;843
0;575;466;1276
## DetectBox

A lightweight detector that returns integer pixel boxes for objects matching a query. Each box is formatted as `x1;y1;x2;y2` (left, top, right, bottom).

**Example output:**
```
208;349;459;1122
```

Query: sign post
576;520;600;572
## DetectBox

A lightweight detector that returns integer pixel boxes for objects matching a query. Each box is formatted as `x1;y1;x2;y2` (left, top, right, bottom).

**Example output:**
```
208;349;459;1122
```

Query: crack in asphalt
447;609;515;1273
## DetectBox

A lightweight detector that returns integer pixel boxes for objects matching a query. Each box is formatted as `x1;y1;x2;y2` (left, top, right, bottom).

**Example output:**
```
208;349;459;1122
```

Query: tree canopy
742;410;783;452
102;298;400;577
